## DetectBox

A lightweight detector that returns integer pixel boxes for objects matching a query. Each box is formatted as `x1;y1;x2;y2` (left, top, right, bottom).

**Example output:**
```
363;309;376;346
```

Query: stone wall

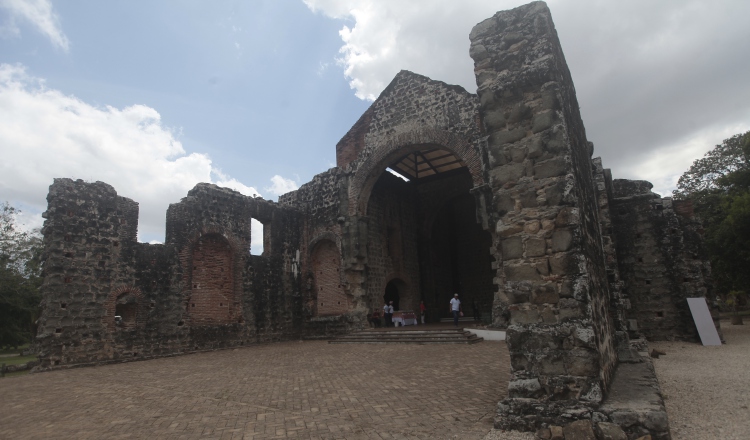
611;179;717;341
36;179;307;369
470;1;616;429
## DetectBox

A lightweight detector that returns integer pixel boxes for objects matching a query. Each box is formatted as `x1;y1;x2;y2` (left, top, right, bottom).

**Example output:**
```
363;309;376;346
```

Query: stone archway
347;128;485;217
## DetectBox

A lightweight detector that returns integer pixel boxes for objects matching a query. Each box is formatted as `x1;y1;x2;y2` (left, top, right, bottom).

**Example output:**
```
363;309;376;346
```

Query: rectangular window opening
250;218;266;255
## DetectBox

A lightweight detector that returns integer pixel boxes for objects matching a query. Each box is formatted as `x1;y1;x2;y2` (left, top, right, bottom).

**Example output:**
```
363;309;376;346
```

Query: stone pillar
470;1;616;430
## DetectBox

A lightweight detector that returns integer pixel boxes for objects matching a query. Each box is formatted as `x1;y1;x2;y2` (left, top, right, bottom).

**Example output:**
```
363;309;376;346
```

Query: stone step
329;337;484;344
329;329;484;344
439;317;477;322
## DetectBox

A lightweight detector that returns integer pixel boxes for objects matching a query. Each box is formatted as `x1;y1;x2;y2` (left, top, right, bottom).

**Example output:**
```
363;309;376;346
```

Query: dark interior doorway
384;280;400;311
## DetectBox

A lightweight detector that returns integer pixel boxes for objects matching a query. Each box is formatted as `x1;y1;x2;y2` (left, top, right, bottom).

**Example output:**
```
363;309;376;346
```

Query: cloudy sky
1;0;748;246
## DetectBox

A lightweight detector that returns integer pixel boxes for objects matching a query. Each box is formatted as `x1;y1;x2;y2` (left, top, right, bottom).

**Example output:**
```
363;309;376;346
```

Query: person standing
419;300;427;324
383;301;394;327
449;293;462;327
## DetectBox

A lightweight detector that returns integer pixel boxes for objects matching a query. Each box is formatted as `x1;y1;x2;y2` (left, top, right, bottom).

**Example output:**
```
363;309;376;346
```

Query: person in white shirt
449;293;462;327
383;301;394;327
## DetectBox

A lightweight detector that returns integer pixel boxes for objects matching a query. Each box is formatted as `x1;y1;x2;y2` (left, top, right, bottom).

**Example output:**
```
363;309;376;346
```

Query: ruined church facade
35;2;713;434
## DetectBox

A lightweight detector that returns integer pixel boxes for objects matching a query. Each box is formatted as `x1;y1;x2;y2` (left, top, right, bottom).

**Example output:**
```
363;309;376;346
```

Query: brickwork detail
103;286;144;332
311;239;349;316
188;234;235;325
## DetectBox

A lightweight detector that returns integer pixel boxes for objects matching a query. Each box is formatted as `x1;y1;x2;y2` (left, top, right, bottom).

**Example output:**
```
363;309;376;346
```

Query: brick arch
308;231;342;255
103;286;144;332
310;239;349;316
348;128;484;216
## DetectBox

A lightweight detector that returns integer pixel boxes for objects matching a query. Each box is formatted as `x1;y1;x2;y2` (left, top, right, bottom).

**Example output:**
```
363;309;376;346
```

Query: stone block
549;426;564;440
531;283;559;304
595;422;627;440
524;220;541;234
526;237;546;257
508;378;542;397
538;356;565;375
505;263;540;281
532;110;558;133
562;420;596;440
520;189;538;208
534;157;568;179
494;191;515;215
528;136;544;159
642;410;669;432
469;43;489;61
551;229;573;252
609;411;638;428
497;220;523;237
549;253;576;275
509;145;527;162
565;352;599;376
489;128;527;147
502;237;523;260
490;163;526;186
544;181;565;206
508;103;532;124
544;127;567;153
541;88;560;111
484;109;506;131
540;306;557;323
510;308;540;325
534;259;550;276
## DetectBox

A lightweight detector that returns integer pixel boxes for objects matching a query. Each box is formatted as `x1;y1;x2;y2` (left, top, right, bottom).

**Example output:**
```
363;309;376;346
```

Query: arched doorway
358;144;495;321
384;279;402;311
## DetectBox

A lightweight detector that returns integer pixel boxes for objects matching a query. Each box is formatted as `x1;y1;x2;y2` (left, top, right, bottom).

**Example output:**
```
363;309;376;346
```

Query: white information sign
687;297;722;346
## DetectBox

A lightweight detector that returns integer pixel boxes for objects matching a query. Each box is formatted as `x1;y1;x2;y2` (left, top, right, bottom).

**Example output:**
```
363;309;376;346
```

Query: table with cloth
392;311;418;326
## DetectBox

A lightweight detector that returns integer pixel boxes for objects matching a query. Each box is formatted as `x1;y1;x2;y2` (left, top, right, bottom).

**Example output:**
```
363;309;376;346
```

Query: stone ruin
34;1;718;437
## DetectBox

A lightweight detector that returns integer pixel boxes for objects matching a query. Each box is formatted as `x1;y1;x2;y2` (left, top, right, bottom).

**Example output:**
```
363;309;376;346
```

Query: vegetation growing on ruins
675;130;750;301
0;202;42;349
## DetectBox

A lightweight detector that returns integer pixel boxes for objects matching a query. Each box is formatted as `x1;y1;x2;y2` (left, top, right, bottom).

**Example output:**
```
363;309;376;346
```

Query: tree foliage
0;202;43;349
674;131;750;297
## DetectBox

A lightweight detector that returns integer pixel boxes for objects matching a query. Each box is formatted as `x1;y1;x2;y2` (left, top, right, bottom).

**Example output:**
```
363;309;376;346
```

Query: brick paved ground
0;340;510;440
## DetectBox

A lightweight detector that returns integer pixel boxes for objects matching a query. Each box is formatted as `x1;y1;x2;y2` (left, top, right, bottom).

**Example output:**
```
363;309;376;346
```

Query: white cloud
304;0;507;100
265;175;299;197
0;0;70;51
0;63;260;242
303;0;750;194
625;122;750;197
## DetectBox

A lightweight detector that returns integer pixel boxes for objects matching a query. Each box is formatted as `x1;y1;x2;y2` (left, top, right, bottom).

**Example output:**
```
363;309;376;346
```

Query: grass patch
0;344;30;356
0;354;37;367
2;370;31;378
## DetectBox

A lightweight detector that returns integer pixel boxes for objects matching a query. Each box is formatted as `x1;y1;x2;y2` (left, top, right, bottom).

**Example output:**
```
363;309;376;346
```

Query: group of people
368;294;474;328
369;300;428;327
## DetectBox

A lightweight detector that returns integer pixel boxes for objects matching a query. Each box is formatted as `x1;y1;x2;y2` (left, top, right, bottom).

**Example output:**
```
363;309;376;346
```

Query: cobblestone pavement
0;340;509;439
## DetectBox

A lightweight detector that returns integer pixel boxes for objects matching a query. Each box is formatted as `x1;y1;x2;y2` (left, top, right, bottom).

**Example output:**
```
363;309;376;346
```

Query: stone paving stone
0;340;509;439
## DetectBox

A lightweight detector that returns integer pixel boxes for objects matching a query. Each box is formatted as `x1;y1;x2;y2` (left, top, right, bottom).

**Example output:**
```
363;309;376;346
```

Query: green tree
674;130;750;297
0;202;43;350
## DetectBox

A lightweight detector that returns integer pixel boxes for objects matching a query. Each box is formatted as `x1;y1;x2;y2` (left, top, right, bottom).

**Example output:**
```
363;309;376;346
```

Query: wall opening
250;219;264;255
384;279;405;311
362;145;494;322
114;293;138;330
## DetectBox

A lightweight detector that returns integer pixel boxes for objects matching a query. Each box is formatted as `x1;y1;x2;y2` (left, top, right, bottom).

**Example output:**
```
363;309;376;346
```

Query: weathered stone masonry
36;1;716;436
